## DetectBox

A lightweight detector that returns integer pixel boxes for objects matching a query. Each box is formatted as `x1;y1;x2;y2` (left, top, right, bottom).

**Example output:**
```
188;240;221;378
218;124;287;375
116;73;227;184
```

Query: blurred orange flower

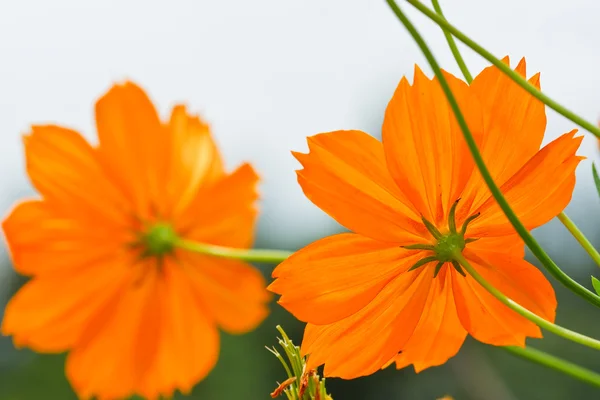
269;58;582;378
2;82;270;399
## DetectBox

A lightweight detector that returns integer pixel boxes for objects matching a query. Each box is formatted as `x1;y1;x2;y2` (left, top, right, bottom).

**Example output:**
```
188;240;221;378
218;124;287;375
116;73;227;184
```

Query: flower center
433;232;465;263
404;199;480;278
139;222;178;258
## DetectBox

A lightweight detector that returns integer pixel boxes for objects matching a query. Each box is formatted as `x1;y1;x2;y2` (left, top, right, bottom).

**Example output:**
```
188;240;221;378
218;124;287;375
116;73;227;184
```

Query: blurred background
2;0;600;398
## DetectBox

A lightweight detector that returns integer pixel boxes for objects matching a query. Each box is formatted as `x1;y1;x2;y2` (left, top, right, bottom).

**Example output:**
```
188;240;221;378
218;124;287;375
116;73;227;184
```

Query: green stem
428;1;600;277
267;347;294;381
385;0;600;308
557;212;600;269
431;0;473;83
431;0;600;288
277;326;304;381
405;0;600;138
175;239;292;263
453;252;600;351
503;346;600;388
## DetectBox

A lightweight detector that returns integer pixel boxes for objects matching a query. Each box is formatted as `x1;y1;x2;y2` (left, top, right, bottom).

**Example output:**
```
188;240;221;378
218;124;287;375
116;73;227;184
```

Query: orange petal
301;269;433;379
179;252;270;334
95;81;168;219
472;57;545;178
176;163;259;249
469;130;583;237
466;234;525;259
23;125;131;224
137;261;220;398
164;105;225;217
453;250;556;347
461;57;547;213
382;67;484;225
66;262;219;400
295;129;425;243
2;201;131;277
269;233;424;325
1;256;131;353
65;265;162;400
392;266;467;372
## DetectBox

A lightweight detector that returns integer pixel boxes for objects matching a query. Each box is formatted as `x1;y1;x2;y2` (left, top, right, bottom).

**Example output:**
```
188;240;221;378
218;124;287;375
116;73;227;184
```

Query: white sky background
0;0;600;278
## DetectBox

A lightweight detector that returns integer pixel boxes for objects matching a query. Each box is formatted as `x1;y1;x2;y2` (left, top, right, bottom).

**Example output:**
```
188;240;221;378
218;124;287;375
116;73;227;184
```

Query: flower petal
301;269;433;379
471;57;545;181
95;81;168;219
391;266;467;372
453;250;556;347
382;67;484;225
66;262;220;400
180;252;270;334
1;257;130;353
269;233;423;325
177;163;259;249
23;125;130;223
137;261;220;397
65;265;162;400
460;57;547;214
164;105;225;217
295;129;425;243
2;201;131;277
466;235;525;259
469;130;583;237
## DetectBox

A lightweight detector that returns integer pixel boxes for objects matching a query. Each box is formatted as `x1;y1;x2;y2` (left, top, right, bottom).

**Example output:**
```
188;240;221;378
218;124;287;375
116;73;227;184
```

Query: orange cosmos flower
269;57;583;378
1;82;270;399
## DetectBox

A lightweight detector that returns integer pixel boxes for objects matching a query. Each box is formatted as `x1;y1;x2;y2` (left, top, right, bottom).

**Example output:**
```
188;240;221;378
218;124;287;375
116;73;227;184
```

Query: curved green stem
558;212;600;269
429;0;600;275
405;0;600;138
503;346;600;388
427;2;600;274
453;252;600;351
385;0;600;308
431;0;473;83
175;239;292;263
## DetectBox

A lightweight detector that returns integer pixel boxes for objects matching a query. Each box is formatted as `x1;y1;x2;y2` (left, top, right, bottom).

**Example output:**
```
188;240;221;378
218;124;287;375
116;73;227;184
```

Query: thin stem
405;0;600;138
593;163;600;199
385;0;600;308
454;252;600;351
175;239;292;263
503;346;600;388
431;0;473;83
266;346;294;381
277;326;304;381
557;212;600;269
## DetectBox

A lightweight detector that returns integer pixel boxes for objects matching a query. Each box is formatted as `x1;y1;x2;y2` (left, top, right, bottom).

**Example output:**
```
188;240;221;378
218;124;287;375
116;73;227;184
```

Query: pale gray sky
1;0;599;272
